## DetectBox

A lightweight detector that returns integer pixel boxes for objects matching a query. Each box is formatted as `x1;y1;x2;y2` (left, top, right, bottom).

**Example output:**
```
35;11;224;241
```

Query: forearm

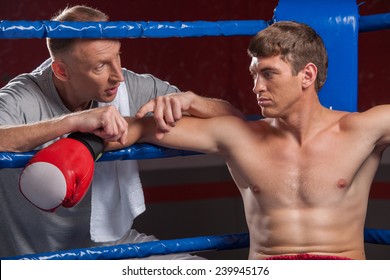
105;115;222;157
104;117;154;151
0;106;129;152
0;116;74;152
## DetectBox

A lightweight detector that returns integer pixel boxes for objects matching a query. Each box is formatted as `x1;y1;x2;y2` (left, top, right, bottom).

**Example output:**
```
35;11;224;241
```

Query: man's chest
229;135;373;206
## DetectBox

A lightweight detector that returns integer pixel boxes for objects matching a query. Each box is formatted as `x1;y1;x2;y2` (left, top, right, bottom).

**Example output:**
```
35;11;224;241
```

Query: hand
136;92;194;139
71;106;128;145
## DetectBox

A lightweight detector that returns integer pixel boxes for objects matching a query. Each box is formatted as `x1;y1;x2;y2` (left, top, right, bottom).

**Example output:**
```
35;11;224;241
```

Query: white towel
90;82;145;242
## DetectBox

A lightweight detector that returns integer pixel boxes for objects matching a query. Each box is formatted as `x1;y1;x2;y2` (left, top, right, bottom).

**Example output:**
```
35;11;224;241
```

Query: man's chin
100;94;117;103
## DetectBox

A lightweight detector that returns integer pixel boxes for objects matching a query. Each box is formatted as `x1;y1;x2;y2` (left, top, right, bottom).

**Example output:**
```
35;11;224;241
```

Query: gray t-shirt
0;59;178;257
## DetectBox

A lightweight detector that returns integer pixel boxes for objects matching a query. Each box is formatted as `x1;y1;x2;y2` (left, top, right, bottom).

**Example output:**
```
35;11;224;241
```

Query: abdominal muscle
245;202;367;260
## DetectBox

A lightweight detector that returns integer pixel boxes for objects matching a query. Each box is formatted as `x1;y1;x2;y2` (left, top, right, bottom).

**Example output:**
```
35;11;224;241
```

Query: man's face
249;55;303;118
63;39;124;103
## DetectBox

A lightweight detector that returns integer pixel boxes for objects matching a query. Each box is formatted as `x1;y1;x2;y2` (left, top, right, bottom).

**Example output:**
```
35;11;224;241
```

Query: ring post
274;0;359;112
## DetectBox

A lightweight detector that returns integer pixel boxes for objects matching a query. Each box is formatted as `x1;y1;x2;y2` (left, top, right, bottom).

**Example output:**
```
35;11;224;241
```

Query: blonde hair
46;5;109;57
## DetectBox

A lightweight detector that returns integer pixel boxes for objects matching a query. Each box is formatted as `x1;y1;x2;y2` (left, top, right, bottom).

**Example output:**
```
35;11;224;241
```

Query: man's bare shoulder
338;105;390;130
335;106;390;148
245;116;273;129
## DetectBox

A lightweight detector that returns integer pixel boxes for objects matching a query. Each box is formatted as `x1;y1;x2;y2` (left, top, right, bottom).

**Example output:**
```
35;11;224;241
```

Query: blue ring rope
0;13;389;39
2;232;250;260
359;13;390;32
3;228;390;260
0;20;270;39
0;144;200;169
364;228;390;245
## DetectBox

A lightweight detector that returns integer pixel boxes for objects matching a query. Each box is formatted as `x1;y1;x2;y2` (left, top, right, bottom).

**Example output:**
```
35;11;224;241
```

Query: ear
51;60;69;82
301;63;317;89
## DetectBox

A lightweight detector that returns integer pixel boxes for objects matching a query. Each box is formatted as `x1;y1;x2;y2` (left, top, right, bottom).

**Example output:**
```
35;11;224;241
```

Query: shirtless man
108;21;390;260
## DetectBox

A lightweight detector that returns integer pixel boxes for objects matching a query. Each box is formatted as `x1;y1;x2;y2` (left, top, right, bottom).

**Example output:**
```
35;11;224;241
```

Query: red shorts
265;254;352;260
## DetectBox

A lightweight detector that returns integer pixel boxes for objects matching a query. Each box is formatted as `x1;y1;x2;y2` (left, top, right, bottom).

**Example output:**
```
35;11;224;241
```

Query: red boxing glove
19;132;104;212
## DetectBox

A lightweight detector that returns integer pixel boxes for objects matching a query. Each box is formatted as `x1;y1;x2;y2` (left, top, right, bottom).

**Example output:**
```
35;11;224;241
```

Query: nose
110;60;124;83
252;76;266;95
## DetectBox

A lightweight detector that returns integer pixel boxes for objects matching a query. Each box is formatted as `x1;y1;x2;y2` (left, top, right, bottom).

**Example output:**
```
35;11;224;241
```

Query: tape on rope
0;13;389;39
3;228;390;260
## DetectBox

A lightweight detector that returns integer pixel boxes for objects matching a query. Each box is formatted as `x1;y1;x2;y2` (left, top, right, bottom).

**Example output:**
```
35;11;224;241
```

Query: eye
262;70;274;79
95;63;105;71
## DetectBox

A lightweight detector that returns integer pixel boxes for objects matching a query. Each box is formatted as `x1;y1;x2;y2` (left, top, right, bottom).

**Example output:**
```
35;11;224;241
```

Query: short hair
46;5;109;57
247;21;328;92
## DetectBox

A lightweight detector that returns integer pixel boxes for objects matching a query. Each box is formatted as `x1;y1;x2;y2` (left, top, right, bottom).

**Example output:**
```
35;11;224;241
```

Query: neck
53;75;91;112
275;93;327;145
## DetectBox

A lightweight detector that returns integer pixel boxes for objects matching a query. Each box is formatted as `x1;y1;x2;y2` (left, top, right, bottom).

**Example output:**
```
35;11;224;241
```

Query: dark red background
1;0;388;115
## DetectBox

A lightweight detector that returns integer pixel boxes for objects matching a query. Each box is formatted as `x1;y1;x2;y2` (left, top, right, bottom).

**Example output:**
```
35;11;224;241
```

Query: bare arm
106;114;246;156
0;106;128;152
142;116;222;154
345;105;390;148
136;91;244;138
0;116;72;152
366;105;390;147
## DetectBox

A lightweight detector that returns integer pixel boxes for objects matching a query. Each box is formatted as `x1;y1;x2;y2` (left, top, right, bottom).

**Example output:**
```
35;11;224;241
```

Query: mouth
105;85;119;96
257;97;272;107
